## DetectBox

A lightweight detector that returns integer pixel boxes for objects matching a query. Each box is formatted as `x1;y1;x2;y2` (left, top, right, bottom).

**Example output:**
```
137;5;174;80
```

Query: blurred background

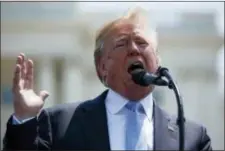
1;1;224;150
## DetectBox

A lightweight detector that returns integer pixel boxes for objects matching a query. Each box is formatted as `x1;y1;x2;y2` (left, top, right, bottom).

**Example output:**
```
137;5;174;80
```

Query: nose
128;41;140;56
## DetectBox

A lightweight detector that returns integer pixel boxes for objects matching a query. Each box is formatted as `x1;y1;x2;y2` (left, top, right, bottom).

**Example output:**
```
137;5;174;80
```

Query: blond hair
94;8;158;84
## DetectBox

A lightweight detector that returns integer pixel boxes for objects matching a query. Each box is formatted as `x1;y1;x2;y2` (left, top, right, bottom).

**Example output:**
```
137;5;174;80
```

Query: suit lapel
81;91;179;150
154;104;179;150
82;90;111;150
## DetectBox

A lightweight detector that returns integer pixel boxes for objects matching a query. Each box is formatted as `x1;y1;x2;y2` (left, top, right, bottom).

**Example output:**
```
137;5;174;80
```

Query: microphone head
157;66;169;76
128;62;166;86
129;68;150;87
128;66;169;87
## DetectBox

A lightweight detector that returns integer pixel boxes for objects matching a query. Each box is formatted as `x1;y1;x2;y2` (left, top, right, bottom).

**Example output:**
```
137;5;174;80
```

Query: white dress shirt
105;89;154;150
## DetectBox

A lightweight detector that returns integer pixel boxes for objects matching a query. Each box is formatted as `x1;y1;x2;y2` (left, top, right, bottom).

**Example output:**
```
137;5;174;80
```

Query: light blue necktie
125;102;147;150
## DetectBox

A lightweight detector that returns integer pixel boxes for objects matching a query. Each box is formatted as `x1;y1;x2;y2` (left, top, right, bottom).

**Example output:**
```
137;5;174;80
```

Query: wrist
14;113;37;122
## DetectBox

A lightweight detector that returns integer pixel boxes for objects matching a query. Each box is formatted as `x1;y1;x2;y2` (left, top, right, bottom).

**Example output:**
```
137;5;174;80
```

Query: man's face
99;22;159;95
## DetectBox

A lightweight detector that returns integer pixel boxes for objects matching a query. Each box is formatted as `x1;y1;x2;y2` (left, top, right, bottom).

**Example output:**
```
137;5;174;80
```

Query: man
3;9;212;150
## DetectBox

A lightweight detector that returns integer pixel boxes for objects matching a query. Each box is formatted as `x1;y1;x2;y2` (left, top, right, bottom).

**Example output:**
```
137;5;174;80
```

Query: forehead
106;22;149;41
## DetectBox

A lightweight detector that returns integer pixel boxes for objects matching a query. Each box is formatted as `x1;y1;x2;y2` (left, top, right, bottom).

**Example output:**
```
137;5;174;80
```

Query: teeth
133;61;142;64
132;61;143;67
129;61;142;67
128;61;144;73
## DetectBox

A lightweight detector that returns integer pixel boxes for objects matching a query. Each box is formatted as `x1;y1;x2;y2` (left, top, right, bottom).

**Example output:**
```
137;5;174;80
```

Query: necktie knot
125;102;143;113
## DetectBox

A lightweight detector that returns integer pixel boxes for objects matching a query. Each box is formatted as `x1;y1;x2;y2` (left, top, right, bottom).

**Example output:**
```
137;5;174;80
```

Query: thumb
39;90;49;101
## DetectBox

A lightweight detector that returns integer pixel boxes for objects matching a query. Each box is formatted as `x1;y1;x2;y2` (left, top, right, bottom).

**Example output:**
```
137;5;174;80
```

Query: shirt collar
105;89;128;115
105;89;153;120
139;90;154;120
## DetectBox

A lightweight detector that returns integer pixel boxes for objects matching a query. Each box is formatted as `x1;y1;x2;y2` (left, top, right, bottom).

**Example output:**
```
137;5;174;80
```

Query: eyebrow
134;35;147;41
114;34;129;43
113;30;149;43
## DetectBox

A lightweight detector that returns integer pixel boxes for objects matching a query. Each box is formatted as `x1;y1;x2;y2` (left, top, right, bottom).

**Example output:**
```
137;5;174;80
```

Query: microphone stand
158;67;185;151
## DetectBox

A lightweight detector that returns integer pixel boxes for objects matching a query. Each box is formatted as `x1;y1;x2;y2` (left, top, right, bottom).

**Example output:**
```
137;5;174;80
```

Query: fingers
39;90;49;101
17;53;26;79
12;64;21;93
24;59;34;89
14;53;34;90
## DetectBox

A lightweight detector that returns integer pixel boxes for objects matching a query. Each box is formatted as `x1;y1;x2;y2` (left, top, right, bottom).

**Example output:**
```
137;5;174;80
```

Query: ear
97;57;108;80
155;49;161;66
156;54;161;66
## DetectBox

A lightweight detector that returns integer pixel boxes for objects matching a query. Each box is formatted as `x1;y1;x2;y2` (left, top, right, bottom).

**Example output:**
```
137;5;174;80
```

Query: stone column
61;58;83;103
37;57;56;108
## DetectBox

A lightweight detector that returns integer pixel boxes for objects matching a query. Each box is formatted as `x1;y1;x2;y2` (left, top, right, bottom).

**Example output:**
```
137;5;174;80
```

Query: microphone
129;68;169;87
157;66;186;151
129;64;185;151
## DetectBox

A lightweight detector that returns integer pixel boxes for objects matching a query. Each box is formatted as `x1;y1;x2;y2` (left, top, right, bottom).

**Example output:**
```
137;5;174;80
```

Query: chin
125;79;146;89
124;85;152;100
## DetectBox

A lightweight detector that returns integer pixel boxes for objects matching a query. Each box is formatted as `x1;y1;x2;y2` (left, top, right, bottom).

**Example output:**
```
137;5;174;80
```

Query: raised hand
12;53;49;121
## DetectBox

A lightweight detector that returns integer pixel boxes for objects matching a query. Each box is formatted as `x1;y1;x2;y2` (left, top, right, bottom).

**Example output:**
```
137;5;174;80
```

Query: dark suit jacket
3;90;212;150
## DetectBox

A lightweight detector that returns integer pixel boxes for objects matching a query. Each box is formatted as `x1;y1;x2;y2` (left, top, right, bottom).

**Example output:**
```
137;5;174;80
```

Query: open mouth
127;61;144;74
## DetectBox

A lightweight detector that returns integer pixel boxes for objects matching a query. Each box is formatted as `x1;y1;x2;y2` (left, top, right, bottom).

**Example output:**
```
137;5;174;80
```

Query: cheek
108;52;126;68
143;51;159;73
105;53;126;78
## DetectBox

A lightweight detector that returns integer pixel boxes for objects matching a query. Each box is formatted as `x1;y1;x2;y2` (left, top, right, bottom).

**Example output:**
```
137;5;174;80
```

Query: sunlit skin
98;21;160;101
12;20;160;120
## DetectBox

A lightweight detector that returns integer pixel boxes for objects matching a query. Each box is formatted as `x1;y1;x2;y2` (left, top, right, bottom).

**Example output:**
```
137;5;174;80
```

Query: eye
114;41;127;49
135;36;148;47
136;41;147;46
116;43;125;47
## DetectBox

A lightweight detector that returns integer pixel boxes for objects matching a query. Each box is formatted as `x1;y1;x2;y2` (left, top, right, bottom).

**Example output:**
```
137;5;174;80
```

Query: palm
19;90;43;108
13;54;48;120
